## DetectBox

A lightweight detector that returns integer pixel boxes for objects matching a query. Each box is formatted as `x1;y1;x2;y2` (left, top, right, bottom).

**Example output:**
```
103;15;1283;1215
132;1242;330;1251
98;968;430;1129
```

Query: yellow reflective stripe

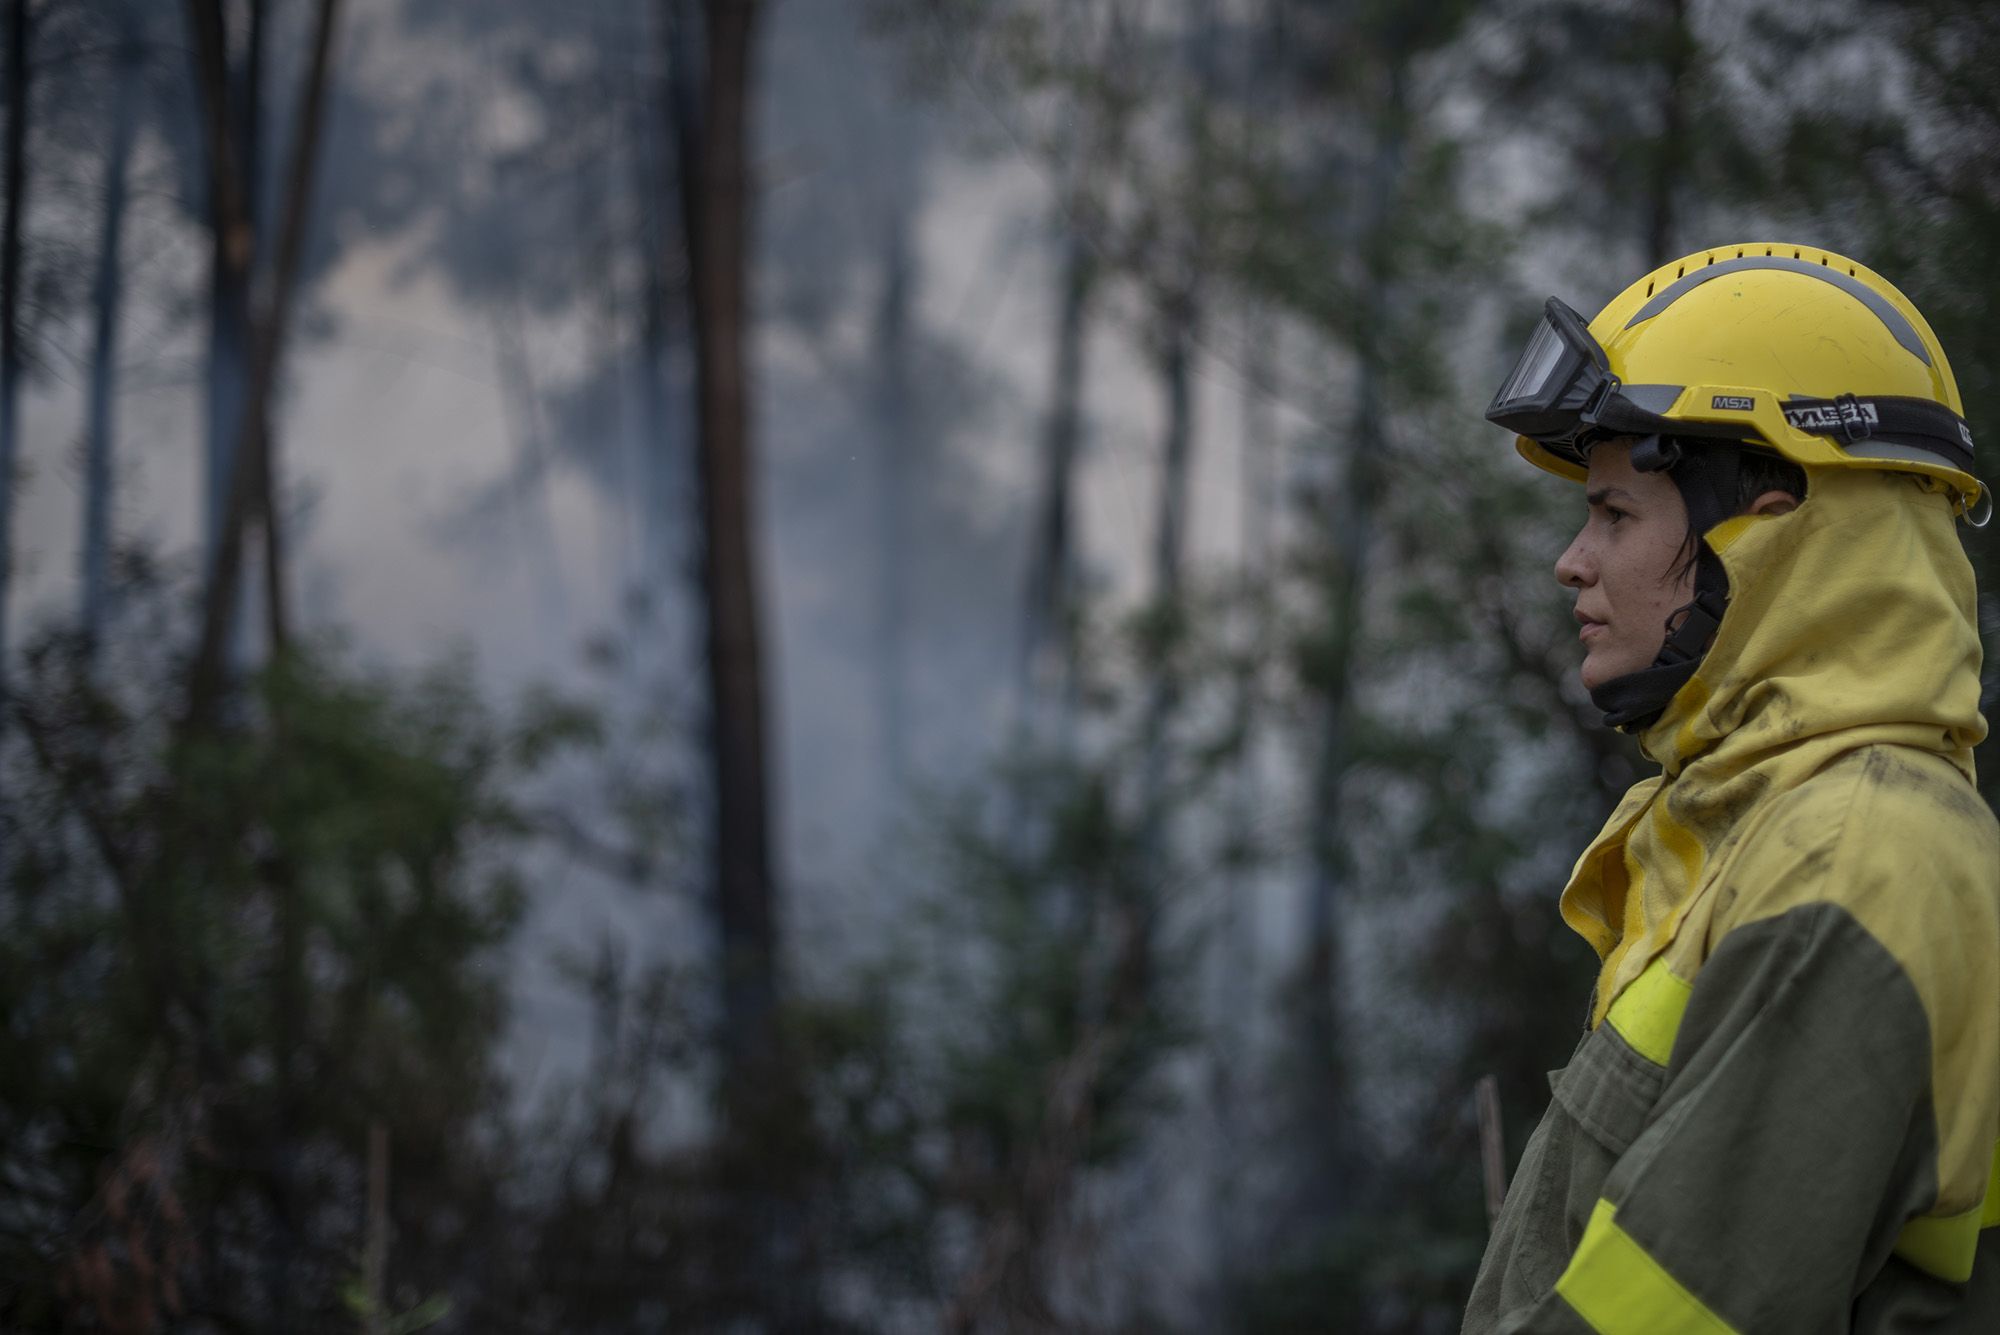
1982;1139;2000;1230
1895;1202;1981;1282
1556;1199;1739;1335
1895;1138;2000;1282
1604;957;1693;1066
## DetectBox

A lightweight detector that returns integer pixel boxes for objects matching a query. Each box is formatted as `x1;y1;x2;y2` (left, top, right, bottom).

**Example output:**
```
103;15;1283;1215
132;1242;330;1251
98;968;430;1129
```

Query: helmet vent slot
1622;255;1933;366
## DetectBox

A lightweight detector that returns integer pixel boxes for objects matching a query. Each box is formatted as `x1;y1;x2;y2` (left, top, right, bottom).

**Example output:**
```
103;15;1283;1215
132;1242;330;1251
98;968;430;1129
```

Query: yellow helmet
1489;243;1987;522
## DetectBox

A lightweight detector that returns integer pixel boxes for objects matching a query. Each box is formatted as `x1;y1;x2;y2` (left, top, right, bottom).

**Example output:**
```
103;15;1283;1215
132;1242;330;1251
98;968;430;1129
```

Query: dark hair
1668;440;1808;583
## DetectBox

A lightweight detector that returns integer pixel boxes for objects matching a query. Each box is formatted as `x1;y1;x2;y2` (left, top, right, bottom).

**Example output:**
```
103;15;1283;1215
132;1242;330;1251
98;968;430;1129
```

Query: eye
1605;506;1628;525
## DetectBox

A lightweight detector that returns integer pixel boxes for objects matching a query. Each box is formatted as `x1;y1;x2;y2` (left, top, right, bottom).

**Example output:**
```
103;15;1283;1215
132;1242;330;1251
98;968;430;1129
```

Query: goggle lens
1495;316;1570;409
1486;297;1616;451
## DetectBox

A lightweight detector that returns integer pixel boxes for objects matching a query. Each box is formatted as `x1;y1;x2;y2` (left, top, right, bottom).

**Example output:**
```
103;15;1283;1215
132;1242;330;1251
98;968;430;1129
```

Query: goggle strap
1780;395;1975;474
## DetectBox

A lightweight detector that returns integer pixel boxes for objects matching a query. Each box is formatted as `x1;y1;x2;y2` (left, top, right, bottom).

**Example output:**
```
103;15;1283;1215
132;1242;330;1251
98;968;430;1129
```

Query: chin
1578;652;1619;692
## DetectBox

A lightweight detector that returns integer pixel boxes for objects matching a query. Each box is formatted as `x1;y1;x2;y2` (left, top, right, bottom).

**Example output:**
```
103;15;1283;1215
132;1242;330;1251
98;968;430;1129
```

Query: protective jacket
1463;467;2000;1333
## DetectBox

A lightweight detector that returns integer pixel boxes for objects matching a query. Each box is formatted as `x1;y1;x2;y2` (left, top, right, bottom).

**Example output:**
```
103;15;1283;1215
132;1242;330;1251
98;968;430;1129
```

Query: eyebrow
1586;486;1637;507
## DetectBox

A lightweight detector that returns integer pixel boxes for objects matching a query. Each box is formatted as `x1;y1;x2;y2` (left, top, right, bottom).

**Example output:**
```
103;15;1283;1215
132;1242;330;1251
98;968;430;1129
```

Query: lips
1575;608;1608;641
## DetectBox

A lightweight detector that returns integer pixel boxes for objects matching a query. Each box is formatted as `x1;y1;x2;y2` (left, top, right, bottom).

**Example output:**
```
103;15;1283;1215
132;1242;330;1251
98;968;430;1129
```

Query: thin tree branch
184;0;343;728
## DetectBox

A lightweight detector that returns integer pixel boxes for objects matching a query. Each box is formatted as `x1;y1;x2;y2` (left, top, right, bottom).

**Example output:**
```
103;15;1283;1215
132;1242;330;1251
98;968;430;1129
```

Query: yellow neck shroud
1559;468;1987;1022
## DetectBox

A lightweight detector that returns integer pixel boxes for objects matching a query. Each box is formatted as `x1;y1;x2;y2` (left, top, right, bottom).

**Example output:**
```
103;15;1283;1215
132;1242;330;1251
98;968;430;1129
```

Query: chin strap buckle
1659;590;1727;666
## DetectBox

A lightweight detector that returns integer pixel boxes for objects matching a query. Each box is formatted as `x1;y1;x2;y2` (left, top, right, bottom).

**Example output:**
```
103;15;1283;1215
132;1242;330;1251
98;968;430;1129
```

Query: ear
1747;488;1799;518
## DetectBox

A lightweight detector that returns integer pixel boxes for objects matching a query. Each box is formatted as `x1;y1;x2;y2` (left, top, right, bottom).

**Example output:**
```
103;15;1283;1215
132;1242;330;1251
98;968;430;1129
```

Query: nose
1554;525;1593;590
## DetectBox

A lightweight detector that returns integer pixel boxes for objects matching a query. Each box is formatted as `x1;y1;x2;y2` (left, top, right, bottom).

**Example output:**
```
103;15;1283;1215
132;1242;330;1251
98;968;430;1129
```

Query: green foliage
1236;1202;1490;1335
0;628;587;1329
341;1279;452;1335
794;573;1264;1327
925;753;1185;1149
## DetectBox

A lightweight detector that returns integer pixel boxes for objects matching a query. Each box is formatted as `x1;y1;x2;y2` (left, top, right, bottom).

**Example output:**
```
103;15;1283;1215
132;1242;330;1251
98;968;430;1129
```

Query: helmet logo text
1784;401;1879;433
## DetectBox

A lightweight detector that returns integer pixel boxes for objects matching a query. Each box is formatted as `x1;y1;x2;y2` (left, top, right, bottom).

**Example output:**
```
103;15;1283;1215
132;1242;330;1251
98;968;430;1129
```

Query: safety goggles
1486;296;1982;485
1483;297;1719;465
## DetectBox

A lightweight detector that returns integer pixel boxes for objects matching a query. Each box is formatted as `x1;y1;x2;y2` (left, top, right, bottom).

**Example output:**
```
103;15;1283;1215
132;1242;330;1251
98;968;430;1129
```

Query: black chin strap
1590;587;1728;729
1588;437;1743;732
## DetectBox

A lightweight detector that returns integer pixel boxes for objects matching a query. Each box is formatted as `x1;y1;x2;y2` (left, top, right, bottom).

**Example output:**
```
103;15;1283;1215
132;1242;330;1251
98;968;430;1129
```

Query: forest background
2;0;1996;1331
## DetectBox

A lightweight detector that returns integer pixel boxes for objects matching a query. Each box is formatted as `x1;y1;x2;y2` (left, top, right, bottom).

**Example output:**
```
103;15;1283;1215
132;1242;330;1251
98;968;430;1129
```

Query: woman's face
1554;440;1696;690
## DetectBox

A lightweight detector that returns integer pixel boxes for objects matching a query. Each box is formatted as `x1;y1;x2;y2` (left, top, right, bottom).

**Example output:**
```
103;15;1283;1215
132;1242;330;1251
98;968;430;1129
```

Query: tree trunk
1646;0;1692;268
184;0;343;728
1015;6;1140;748
1138;64;1213;1079
203;0;257;566
188;0;251;697
671;0;798;1315
0;0;31;714
186;0;346;1314
682;0;778;1102
1209;303;1275;1292
633;25;683;589
1150;290;1197;633
1209;5;1284;1299
1295;62;1408;1224
1138;280;1199;852
1297;375;1374;1172
81;21;143;655
1018;230;1094;731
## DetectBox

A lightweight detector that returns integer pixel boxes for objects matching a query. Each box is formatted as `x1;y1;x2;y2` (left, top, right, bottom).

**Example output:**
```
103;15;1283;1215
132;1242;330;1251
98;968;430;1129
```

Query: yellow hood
1559;468;1988;1022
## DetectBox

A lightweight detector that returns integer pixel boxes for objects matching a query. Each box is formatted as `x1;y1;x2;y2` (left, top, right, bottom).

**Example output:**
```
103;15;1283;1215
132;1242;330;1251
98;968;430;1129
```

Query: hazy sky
8;0;1324;1102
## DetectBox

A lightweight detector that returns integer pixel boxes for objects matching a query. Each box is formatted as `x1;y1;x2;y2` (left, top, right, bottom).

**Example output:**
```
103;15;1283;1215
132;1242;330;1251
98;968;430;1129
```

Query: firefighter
1464;245;2000;1333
